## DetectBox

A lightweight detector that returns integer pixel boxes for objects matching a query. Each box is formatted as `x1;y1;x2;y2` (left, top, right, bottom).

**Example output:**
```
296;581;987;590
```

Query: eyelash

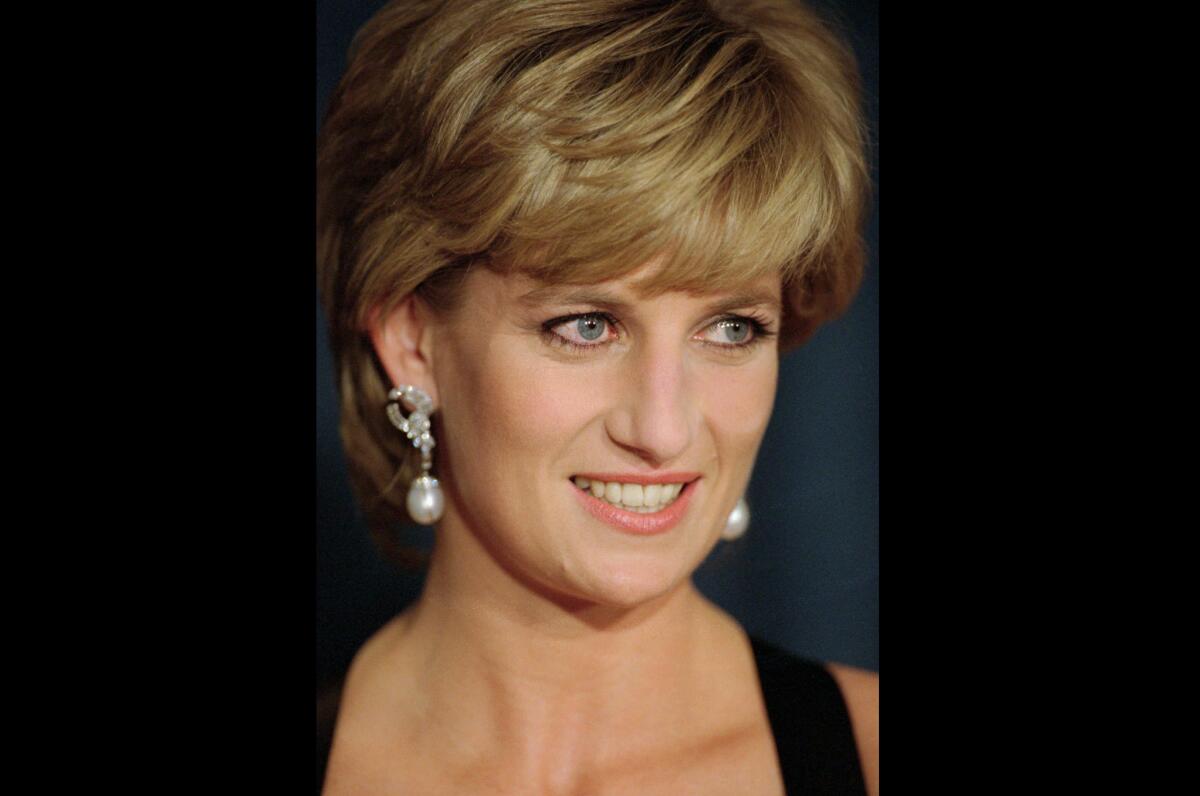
539;311;776;354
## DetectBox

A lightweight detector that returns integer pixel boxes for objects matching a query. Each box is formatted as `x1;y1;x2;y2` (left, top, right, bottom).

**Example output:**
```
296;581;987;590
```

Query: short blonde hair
317;0;870;550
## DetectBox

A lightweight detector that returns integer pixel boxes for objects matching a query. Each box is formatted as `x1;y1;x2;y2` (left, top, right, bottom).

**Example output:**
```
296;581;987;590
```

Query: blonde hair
317;0;870;552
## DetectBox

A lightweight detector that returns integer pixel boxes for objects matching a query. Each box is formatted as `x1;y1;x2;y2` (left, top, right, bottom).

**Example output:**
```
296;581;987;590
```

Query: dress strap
750;635;868;795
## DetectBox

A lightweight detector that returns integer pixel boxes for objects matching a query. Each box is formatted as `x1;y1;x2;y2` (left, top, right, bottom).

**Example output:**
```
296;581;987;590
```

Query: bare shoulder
827;663;879;796
341;611;413;695
324;613;418;794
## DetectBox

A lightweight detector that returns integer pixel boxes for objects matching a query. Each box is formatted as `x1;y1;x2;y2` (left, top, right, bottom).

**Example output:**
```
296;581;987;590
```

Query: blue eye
541;311;774;355
576;316;606;341
543;312;616;349
696;316;766;348
716;319;748;343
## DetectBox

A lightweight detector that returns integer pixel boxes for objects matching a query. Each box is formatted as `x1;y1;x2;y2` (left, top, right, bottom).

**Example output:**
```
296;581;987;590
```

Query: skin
831;663;880;795
324;260;878;795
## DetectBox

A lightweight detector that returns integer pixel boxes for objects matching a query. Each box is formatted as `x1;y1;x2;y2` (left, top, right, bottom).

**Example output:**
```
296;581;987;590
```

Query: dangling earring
722;496;750;540
386;384;444;525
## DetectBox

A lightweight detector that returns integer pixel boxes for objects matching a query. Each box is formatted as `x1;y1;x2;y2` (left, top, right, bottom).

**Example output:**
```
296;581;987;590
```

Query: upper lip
572;472;702;485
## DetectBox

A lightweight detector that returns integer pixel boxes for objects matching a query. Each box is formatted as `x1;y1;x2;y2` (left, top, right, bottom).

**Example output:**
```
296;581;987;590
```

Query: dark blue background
316;0;878;684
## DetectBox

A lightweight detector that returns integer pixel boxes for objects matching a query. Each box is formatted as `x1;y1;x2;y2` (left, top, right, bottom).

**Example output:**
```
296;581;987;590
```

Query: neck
394;509;723;784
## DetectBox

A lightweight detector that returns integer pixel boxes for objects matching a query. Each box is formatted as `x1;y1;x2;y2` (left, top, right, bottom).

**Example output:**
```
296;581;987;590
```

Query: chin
557;547;701;610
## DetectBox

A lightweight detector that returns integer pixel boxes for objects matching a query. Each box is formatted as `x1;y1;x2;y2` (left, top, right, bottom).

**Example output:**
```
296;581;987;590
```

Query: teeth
572;477;687;512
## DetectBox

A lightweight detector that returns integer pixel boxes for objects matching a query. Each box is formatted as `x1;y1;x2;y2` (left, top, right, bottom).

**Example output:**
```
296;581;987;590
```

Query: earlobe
367;293;439;408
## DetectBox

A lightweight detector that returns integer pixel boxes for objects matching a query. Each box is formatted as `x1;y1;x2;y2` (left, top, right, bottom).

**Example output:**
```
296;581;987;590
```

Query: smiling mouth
569;475;699;535
570;476;691;513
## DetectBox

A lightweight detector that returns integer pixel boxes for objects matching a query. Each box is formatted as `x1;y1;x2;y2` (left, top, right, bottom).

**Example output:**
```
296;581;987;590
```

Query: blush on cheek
481;363;600;454
702;359;778;438
438;314;603;482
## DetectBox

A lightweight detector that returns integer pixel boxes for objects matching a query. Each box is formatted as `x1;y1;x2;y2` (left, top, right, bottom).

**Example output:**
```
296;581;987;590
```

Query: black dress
749;636;868;794
317;635;867;794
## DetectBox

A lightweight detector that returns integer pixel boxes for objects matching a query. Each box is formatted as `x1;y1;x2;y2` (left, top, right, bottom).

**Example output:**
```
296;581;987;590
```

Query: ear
368;293;440;409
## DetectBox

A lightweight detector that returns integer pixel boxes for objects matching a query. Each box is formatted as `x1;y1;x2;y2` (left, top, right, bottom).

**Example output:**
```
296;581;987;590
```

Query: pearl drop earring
722;496;750;540
386;384;444;525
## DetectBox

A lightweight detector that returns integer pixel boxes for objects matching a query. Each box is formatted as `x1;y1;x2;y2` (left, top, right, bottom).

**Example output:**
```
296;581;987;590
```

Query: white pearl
722;497;750;540
406;475;444;525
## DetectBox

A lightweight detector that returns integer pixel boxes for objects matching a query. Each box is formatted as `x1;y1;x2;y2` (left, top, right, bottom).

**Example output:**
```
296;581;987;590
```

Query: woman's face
429;260;782;608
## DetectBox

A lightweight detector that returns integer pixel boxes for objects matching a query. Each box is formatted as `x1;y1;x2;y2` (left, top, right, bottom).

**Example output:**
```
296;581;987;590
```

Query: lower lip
571;480;697;536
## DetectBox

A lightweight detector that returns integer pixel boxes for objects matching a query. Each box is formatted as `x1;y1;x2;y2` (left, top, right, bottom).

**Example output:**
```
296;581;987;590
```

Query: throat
402;573;717;769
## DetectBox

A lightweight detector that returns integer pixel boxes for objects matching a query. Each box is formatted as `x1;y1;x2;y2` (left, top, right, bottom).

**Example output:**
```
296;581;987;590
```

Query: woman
317;0;877;793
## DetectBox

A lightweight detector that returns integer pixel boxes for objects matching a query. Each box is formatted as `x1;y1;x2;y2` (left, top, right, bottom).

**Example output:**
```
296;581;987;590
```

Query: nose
604;338;695;467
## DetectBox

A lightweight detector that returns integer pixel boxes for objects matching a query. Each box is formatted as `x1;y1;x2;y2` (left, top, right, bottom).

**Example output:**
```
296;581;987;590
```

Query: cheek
700;357;778;448
437;341;601;486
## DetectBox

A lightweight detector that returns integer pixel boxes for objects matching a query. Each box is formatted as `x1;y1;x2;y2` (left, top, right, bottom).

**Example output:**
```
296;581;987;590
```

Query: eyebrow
517;285;783;316
517;286;630;311
707;290;784;316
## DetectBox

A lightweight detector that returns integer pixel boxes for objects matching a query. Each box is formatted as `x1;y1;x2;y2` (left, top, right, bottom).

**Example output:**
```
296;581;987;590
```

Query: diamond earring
386;384;444;525
722;496;750;541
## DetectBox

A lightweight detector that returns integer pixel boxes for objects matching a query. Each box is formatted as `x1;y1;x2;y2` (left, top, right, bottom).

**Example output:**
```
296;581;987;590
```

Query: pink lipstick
571;478;698;536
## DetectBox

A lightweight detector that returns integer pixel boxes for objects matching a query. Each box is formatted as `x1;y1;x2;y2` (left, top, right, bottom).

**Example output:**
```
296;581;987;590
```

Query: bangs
416;1;863;301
